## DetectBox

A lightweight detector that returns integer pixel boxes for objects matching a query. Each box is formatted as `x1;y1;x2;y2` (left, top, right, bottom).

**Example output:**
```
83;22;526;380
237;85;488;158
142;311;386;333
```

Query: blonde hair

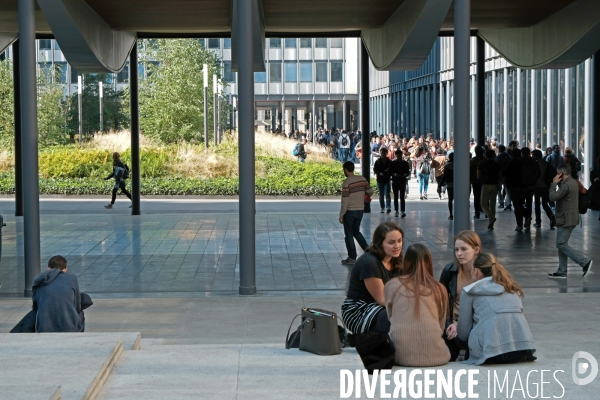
473;252;524;298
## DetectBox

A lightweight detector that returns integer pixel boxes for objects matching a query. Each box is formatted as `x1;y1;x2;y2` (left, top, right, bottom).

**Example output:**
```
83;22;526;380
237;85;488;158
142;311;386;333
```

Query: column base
239;285;256;296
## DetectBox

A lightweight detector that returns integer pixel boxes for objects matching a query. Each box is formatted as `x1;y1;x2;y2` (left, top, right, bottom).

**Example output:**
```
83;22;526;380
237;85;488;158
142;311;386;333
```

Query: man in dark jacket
373;147;392;213
545;145;565;169
507;147;540;231
532;150;556;229
495;145;512;209
469;146;485;219
32;255;84;333
478;149;501;230
389;149;410;218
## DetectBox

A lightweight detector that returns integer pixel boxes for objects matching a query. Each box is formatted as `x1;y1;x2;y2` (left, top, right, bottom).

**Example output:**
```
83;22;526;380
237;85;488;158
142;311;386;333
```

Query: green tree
0;59;13;147
66;73;128;142
37;64;66;146
133;39;226;144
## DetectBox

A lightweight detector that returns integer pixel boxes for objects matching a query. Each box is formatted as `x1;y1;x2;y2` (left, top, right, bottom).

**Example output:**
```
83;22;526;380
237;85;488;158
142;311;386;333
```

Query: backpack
292;143;300;156
520;161;538;187
122;163;130;179
419;161;431;175
341;135;349;147
577;180;590;214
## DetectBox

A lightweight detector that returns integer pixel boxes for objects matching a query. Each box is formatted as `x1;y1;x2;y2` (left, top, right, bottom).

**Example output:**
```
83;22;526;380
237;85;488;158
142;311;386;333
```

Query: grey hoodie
32;269;83;333
457;277;535;365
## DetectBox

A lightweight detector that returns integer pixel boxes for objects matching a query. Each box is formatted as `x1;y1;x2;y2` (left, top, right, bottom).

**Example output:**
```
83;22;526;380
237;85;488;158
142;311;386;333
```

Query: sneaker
439;194;442;200
473;214;480;219
104;204;113;209
524;217;532;229
423;194;428;200
380;208;385;214
550;215;556;229
448;215;453;220
487;218;496;230
548;273;567;279
386;208;391;214
583;260;593;278
420;196;423;200
341;257;356;265
401;213;406;218
504;206;512;211
533;222;541;228
394;211;399;217
515;225;523;231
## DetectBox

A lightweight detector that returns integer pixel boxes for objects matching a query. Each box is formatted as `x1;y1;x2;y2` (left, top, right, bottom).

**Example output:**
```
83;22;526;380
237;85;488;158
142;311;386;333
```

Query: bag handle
285;314;302;349
338;315;349;348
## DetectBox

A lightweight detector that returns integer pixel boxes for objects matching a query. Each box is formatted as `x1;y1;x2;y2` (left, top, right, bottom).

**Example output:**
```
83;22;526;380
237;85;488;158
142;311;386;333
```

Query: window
269;38;281;48
70;67;78;84
316;62;327;82
331;62;343;82
138;63;145;79
300;38;312;48
254;71;266;83
198;39;205;48
54;40;60;50
38;39;52;50
285;62;297;82
224;61;236;83
330;38;343;48
269;62;282;83
300;63;312;82
315;38;327;48
265;109;271;120
284;38;297;48
223;38;231;49
117;64;129;83
208;39;220;49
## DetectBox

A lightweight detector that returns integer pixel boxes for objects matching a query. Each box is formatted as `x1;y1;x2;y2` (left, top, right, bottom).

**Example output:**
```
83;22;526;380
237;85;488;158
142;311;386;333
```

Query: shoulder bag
285;307;347;356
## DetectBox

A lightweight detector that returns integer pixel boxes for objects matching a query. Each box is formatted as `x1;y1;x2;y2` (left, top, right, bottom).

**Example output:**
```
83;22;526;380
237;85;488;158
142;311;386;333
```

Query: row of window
255;62;343;83
200;38;343;49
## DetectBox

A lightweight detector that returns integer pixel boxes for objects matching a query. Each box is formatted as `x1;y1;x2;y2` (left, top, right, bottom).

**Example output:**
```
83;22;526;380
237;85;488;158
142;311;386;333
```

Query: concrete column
471;76;475;140
238;0;256;295
433;83;438;138
281;101;286;132
130;42;141;216
19;0;41;296
491;70;496;141
446;82;451;140
593;52;600;166
564;69;571;151
476;37;485;146
360;41;371;213
419;87;425;136
503;68;508;145
453;0;471;235
439;82;444;138
343;99;347;131
312;101;317;138
531;70;537;150
547;70;554;149
584;59;591;188
516;68;522;146
12;40;23;217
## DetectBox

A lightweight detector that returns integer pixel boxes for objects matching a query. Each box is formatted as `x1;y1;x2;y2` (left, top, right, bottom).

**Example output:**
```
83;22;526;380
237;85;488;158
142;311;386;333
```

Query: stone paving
0;196;598;296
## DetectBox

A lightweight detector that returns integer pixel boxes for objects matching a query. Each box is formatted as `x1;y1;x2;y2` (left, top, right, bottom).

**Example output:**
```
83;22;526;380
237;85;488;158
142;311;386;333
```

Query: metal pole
360;40;371;213
454;0;471;235
547;70;553;149
99;81;103;132
203;64;208;152
130;42;141;215
564;68;571;151
78;75;83;147
516;68;522;146
213;74;218;148
531;70;537;150
584;59;591;188
238;0;256;295
491;70;496;141
503;68;508;145
476;36;485;146
12;39;23;217
19;0;41;297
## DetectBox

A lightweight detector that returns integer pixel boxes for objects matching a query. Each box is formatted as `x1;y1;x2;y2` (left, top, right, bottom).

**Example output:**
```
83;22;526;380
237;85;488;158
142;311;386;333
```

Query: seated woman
385;244;450;367
457;252;536;365
439;230;482;360
342;222;404;335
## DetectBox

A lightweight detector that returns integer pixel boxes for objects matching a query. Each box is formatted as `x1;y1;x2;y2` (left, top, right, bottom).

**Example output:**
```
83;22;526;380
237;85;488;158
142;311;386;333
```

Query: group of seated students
342;222;536;366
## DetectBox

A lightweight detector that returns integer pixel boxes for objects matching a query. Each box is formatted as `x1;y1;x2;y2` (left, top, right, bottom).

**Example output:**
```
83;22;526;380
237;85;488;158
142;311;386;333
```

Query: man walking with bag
340;161;374;265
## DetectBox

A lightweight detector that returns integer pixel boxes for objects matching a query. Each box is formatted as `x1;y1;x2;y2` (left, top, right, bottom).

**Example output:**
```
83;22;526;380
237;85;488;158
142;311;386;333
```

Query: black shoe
401;213;406;218
386;208;391;214
341;257;356;265
504;206;512;211
448;215;453;220
380;208;384;213
524;217;532;229
498;204;505;209
583;260;593;278
474;214;480;219
487;218;496;230
394;211;399;217
533;222;541;228
548;273;567;279
515;225;523;231
550;215;556;229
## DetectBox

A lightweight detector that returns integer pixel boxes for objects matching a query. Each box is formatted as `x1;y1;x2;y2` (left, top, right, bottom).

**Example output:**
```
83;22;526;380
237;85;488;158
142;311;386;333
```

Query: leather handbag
285;307;347;356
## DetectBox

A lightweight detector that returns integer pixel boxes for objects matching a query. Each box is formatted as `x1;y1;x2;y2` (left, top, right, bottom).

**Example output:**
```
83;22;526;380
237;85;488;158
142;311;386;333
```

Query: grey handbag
285;307;347;356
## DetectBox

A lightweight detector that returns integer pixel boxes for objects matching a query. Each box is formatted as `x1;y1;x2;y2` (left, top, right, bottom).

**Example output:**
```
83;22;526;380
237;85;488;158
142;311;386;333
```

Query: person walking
339;161;374;265
546;144;565;169
478;149;501;230
339;131;351;163
495;145;511;210
548;165;593;278
443;152;455;220
506;148;540;231
296;138;310;162
469;146;485;219
414;146;431;200
104;152;132;209
532;149;556;229
431;147;447;200
390;149;410;218
374;148;392;213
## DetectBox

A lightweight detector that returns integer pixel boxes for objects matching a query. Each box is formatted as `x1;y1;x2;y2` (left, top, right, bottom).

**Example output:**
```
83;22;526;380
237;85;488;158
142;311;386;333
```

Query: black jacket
373;157;392;183
389;159;410;185
439;262;458;321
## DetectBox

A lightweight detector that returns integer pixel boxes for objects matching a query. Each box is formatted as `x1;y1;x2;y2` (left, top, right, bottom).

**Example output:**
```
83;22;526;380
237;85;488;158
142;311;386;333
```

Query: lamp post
99;81;103;132
233;96;237;135
218;81;222;143
213;74;218;148
203;64;208;152
78;75;83;147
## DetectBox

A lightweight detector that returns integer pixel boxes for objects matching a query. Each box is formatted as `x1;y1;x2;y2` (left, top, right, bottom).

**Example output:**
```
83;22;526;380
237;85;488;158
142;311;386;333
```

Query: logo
572;351;598;386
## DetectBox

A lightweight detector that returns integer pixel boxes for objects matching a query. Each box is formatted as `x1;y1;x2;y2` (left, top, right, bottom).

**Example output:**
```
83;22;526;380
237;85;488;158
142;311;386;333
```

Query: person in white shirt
339;131;351;163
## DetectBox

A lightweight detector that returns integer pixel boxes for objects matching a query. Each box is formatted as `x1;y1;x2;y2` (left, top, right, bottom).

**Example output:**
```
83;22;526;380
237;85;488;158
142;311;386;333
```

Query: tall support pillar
439;82;444;138
503;68;508;145
12;40;23;217
491;70;496;140
516;68;522;146
584;59;591;188
564;69;571;151
445;82;451;140
360;41;371;213
433;83;438;137
238;0;256;295
453;0;471;235
476;37;485;146
343;99;347;131
312;101;317;138
419;87;425;136
547;70;554;149
130;42;141;216
19;0;41;296
531;70;537;150
593;52;600;166
470;77;475;140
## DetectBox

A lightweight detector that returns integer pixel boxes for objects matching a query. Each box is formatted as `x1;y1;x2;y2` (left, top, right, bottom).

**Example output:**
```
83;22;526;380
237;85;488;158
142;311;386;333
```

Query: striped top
340;175;374;218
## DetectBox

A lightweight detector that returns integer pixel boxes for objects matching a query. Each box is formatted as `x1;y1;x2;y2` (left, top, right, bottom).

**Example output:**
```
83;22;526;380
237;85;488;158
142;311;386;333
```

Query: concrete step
0;385;61;400
139;338;165;348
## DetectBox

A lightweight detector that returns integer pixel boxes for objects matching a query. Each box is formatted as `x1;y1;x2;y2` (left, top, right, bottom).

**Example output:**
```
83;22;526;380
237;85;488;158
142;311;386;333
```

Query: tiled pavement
0;200;598;296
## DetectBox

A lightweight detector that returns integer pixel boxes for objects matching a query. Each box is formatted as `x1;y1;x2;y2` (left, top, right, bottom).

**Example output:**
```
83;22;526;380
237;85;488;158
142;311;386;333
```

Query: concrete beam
361;0;452;71
36;0;136;73
479;0;600;69
231;0;265;72
0;32;17;53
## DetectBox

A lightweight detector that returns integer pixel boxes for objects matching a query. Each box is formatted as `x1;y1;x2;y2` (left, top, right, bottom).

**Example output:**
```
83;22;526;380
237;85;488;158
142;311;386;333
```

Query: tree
37;64;66;146
66;73;128;142
0;59;13;147
132;39;226;144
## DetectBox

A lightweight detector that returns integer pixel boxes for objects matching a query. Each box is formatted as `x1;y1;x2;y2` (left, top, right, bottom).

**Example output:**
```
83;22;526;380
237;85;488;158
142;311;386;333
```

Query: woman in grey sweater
457;252;536;365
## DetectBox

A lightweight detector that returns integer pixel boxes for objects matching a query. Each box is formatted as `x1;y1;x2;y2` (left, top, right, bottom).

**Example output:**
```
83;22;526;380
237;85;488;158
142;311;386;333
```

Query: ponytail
473;252;524;298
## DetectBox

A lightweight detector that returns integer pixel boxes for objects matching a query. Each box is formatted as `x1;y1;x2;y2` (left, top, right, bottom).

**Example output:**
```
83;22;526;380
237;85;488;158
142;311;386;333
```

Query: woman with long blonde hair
457;252;536;365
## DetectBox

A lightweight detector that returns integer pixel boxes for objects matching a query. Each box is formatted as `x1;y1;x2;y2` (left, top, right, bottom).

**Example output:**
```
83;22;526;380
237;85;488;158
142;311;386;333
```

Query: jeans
339;148;350;163
111;181;132;204
471;183;483;217
297;156;306;163
510;187;534;226
343;210;369;260
377;182;391;210
436;175;446;195
392;182;406;212
534;187;553;223
556;225;590;275
480;184;498;220
418;173;429;196
447;186;454;216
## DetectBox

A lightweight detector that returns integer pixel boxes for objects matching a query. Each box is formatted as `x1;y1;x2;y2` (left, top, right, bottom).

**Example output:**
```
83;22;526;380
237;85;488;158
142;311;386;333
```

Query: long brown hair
395;244;447;319
453;230;482;269
112;152;121;166
366;222;404;272
473;252;524;298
